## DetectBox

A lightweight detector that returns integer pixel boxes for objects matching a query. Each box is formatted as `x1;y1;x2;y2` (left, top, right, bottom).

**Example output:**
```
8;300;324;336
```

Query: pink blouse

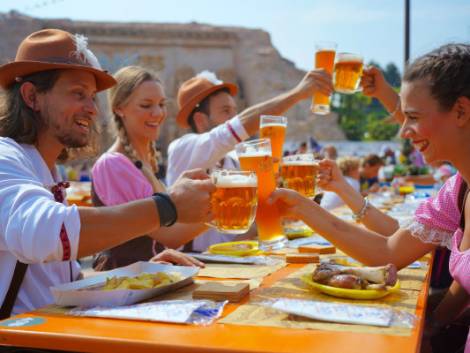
410;174;470;292
91;152;153;206
407;174;463;249
409;173;470;353
450;229;470;294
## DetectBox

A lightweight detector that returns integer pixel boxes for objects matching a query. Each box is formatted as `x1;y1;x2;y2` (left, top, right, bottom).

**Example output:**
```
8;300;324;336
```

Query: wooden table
0;261;431;353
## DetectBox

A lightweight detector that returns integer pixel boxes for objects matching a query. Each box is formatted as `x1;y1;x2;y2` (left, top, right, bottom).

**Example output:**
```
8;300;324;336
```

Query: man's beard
56;129;88;148
42;108;92;148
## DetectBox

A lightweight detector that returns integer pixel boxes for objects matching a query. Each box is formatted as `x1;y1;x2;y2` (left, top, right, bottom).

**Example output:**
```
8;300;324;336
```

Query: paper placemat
196;278;262;290
37;278;261;316
220;263;426;336
69;300;226;325
197;262;285;279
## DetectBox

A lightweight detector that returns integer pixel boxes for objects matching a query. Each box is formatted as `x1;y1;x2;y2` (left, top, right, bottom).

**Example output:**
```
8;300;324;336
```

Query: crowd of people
0;28;469;353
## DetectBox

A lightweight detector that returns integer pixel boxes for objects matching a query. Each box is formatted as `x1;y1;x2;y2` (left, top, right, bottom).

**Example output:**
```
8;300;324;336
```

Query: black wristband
152;192;177;227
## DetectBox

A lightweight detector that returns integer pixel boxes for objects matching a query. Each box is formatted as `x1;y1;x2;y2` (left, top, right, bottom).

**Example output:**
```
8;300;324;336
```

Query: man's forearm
238;88;301;135
77;198;160;257
150;223;207;249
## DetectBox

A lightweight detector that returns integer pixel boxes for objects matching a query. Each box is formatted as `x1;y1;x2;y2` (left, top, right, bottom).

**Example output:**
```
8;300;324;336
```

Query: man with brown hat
0;29;214;317
167;70;332;251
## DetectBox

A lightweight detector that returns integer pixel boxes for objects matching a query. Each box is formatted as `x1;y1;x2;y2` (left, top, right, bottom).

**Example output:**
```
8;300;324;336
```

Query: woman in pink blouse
270;43;470;352
91;66;207;270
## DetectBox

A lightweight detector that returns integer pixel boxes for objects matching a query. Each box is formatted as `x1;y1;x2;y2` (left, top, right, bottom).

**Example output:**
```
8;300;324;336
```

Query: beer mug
259;115;287;174
281;154;320;197
311;41;337;115
333;53;364;94
236;139;287;250
208;170;258;234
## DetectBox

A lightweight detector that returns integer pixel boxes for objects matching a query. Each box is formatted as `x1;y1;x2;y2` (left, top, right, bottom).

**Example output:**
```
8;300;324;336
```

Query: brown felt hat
176;72;238;128
0;28;116;91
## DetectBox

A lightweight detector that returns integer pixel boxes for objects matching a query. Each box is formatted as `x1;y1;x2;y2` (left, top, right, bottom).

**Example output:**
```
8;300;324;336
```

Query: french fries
101;272;181;291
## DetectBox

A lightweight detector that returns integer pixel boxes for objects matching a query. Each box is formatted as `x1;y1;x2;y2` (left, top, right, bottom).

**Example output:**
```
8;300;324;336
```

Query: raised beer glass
236;139;287;250
281;154;320;197
259;115;287;174
208;170;258;234
333;53;364;94
311;41;337;115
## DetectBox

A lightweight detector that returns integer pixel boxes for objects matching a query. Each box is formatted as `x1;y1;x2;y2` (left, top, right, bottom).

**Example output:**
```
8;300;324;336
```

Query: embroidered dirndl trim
404;219;453;250
47;182;72;260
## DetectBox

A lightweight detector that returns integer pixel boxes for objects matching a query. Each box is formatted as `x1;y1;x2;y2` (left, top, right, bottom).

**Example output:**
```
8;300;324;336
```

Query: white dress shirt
166;115;249;185
0;137;81;315
320;177;361;210
166;116;249;252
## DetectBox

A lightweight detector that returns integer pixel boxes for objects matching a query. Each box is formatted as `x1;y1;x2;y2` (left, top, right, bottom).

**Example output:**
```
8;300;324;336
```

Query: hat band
32;55;92;67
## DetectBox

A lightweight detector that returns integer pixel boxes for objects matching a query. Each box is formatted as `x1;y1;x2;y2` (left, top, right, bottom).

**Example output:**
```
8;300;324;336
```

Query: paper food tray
50;261;198;307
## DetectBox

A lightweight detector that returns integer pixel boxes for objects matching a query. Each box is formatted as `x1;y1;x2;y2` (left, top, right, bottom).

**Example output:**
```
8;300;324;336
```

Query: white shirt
0;138;81;315
320;177;361;210
166;115;249;185
166;116;249;252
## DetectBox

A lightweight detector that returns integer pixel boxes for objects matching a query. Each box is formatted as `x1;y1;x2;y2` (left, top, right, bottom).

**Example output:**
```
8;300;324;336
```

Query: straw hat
176;70;238;128
0;28;116;91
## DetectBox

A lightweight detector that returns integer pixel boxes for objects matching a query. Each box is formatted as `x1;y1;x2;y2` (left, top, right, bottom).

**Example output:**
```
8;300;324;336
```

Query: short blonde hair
337;156;360;177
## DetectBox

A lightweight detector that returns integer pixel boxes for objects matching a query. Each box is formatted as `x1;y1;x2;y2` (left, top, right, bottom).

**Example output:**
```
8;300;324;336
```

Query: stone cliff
0;11;345;156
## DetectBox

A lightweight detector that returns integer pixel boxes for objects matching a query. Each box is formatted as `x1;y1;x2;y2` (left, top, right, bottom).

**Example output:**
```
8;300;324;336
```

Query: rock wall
0;11;345;157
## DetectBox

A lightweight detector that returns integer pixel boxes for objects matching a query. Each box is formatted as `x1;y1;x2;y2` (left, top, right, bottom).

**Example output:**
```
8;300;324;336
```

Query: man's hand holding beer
168;169;215;223
292;69;334;101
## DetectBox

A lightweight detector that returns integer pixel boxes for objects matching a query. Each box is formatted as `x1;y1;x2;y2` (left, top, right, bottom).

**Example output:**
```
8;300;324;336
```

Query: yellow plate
284;228;314;240
399;185;415;195
208;241;261;257
300;274;400;300
283;223;314;239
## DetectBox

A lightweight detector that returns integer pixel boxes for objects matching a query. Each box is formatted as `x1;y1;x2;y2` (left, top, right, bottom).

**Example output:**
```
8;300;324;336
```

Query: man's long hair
0;70;100;162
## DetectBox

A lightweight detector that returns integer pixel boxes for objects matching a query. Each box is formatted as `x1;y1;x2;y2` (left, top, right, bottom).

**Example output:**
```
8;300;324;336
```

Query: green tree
366;118;400;140
384;63;401;88
333;93;371;140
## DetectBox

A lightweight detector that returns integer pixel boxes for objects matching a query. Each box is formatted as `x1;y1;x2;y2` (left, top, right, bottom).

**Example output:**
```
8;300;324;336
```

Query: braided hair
108;66;165;192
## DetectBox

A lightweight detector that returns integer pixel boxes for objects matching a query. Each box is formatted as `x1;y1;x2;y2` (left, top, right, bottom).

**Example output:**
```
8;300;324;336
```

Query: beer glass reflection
259;115;287;174
281;154;320;197
312;41;337;115
334;53;364;94
209;170;258;234
236;139;287;250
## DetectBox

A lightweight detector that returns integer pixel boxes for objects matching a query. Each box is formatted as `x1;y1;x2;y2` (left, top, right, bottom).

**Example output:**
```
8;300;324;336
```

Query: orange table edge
0;262;431;353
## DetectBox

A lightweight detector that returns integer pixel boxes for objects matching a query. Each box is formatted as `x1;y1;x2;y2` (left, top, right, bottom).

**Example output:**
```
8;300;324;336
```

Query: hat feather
73;34;101;69
196;70;222;85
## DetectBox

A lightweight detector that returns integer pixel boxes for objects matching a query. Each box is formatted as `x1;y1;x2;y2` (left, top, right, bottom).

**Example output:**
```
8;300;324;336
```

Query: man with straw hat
0;29;214;318
167;69;333;251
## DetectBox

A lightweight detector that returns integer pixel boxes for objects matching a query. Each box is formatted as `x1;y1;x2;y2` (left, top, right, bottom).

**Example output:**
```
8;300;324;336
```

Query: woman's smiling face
118;80;167;142
399;79;457;165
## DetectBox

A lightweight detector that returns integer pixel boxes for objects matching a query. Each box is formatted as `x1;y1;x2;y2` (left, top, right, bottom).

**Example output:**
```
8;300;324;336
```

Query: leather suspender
0;261;28;320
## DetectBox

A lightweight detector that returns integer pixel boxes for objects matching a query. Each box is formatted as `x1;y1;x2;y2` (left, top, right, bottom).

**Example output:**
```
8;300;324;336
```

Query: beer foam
260;123;287;128
216;174;257;188
282;160;319;166
336;53;363;63
238;147;272;158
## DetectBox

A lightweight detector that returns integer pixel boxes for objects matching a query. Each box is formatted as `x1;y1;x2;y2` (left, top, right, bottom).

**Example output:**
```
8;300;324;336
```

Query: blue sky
1;0;469;75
